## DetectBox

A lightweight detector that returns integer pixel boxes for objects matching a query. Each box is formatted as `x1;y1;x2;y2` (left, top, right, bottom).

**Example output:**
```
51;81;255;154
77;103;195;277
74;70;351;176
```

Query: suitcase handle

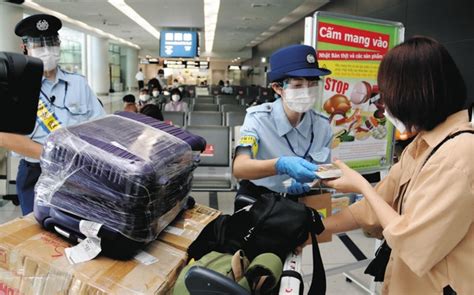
44;208;88;243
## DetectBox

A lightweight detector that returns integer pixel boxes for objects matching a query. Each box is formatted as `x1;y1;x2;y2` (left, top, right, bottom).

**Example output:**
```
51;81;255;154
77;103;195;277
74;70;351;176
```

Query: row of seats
163;111;246;127
179;95;258;107
191;103;247;112
191;96;240;105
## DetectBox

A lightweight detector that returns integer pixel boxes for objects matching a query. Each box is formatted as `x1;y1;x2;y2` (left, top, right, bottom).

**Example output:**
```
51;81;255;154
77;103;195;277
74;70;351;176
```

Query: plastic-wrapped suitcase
34;112;206;259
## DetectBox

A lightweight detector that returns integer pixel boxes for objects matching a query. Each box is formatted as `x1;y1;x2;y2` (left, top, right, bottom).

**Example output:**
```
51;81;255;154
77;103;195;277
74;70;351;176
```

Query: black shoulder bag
365;130;474;282
188;193;327;295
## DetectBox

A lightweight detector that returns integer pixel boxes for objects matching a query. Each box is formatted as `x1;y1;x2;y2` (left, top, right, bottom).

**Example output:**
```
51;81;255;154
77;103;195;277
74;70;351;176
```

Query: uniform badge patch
36;19;49;31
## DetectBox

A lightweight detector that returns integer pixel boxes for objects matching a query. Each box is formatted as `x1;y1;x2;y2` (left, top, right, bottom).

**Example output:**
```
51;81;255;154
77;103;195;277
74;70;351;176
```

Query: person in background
138;87;152;110
218;80;224;87
171;78;179;89
156;69;167;89
164;88;188;112
122;94;138;113
0;14;105;215
147;76;162;94
135;68;145;90
140;104;163;121
221;80;233;94
150;86;167;109
232;44;332;206
323;36;473;295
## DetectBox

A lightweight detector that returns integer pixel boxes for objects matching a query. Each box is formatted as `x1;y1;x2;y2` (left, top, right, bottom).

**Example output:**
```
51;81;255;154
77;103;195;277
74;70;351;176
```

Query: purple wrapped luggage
34;112;205;258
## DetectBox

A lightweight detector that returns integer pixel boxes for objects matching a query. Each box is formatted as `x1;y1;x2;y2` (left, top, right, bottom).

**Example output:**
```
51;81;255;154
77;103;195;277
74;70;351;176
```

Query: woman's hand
322;160;371;194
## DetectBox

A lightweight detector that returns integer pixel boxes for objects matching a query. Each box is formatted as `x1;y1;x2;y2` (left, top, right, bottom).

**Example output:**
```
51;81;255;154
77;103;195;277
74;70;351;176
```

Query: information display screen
160;31;198;58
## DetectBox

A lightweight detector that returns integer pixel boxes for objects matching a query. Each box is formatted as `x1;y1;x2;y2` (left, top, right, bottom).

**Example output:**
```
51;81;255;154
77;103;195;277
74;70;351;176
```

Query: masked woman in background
164;88;188;112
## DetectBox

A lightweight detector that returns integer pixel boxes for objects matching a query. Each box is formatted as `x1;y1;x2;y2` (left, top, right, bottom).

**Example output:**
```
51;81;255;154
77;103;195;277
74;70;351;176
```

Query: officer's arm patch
238;135;258;158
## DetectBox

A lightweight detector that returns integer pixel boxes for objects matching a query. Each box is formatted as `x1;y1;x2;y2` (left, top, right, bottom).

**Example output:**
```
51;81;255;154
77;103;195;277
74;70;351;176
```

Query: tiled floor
0;92;382;294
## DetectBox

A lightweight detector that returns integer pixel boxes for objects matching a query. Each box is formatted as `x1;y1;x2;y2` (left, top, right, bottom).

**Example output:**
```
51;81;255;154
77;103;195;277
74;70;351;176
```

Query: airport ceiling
22;0;328;60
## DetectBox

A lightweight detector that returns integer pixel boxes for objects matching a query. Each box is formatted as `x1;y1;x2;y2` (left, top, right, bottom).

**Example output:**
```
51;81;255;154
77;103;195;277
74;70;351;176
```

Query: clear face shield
23;35;61;49
279;78;323;113
23;36;61;71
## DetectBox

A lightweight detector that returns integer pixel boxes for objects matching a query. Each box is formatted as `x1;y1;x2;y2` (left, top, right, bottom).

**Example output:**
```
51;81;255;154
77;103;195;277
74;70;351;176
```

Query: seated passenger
138;87;152;109
170;78;179;89
122;94;138;113
164;88;188;112
150;86;167;107
221;80;233;94
139;104;163;121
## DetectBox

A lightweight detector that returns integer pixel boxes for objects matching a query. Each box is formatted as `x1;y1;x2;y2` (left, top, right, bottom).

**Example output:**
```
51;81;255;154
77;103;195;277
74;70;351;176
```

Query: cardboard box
159;203;221;251
0;215;188;294
299;193;332;243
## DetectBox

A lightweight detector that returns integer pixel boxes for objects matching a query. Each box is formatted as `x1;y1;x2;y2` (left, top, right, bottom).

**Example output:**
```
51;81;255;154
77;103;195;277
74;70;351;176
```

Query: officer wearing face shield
233;45;333;207
0;14;105;215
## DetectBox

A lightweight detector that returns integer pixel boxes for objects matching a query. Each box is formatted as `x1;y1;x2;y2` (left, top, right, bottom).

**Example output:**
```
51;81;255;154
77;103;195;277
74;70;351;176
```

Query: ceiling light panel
108;0;160;40
23;0;140;49
204;0;221;52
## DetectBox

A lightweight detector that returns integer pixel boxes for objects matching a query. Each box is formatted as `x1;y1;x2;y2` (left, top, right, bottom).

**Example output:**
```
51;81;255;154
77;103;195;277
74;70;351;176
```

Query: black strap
422;130;474;167
281;270;304;295
307;208;326;295
337;233;367;261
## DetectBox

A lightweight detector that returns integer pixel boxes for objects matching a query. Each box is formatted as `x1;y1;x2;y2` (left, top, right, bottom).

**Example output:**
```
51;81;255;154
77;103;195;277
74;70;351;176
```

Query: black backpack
188;193;326;295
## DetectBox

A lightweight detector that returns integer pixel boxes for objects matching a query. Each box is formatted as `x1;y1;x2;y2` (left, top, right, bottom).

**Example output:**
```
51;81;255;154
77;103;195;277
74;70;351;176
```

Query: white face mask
30;46;61;71
173;82;179;87
152;91;159;97
171;94;180;102
283;86;319;113
139;94;150;102
384;110;408;133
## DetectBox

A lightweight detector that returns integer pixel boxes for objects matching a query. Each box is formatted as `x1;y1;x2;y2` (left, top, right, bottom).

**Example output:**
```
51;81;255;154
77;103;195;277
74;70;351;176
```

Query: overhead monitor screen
160;31;198;58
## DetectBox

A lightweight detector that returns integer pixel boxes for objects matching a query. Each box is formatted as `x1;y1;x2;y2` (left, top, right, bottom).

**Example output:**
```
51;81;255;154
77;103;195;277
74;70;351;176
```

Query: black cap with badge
14;14;62;37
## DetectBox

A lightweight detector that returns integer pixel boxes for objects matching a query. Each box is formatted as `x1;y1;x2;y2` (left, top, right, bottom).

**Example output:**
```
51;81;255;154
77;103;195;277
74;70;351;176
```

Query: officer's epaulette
60;68;85;78
312;110;330;121
246;103;273;114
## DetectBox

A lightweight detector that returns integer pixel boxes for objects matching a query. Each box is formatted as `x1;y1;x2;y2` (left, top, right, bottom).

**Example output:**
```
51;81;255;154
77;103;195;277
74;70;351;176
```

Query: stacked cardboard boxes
0;204;221;294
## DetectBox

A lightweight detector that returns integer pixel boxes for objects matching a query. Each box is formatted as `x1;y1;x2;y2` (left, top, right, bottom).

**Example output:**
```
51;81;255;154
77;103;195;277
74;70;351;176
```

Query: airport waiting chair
192;104;219;112
221;104;246;113
226;112;246;142
193;96;215;104
162;111;186;127
240;97;255;106
216;96;239;105
184;85;196;98
196;87;210;96
225;112;246;127
187;111;222;126
185;125;233;193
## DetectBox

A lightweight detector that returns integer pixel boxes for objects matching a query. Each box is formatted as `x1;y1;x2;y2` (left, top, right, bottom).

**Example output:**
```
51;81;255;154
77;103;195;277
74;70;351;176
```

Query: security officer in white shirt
0;14;105;215
233;45;333;207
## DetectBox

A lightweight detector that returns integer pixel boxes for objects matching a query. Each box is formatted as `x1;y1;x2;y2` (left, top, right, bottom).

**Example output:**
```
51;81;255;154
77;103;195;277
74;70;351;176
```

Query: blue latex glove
287;180;311;195
275;156;318;183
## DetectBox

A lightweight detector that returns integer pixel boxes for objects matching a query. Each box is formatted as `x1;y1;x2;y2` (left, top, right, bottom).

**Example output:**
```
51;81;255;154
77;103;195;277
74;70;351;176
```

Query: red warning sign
201;144;215;157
